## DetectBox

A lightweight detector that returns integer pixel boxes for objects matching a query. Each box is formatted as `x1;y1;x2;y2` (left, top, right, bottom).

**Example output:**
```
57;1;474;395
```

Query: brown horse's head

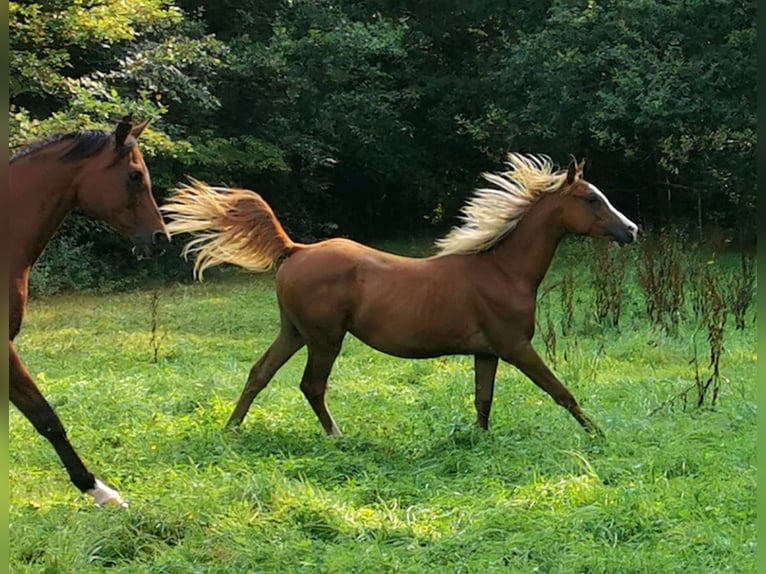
73;116;169;258
558;159;638;245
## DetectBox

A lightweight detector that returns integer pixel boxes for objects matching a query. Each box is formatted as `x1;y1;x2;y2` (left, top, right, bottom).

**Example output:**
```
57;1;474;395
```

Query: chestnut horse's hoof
585;422;605;439
578;412;605;438
88;479;128;508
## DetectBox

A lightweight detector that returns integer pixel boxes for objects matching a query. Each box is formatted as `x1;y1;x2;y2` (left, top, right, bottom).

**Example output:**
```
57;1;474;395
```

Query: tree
10;0;224;160
456;0;755;229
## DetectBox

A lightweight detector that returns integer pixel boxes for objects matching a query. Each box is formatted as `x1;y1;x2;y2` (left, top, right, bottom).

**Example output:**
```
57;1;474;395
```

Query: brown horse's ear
577;158;586;174
114;115;133;148
131;119;151;139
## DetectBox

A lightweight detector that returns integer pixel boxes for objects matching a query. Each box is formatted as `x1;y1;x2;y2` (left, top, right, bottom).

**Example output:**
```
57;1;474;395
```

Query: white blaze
589;184;638;240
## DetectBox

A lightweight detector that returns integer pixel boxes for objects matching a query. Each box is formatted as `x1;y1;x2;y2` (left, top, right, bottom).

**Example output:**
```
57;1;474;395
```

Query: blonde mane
435;153;568;256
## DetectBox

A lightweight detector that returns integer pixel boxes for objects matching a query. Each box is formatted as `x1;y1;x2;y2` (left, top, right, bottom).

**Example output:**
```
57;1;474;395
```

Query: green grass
10;241;756;573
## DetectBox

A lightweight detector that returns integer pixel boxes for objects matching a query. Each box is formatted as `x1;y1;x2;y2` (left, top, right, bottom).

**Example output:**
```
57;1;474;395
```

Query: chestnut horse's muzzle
608;222;639;246
132;230;170;259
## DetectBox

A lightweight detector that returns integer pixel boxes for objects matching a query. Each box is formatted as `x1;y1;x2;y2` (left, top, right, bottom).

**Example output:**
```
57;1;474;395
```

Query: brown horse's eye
127;170;144;193
586;194;600;206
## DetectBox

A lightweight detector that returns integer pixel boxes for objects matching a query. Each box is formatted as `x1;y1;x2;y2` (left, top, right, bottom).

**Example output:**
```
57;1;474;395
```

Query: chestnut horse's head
558;159;638;245
72;116;169;258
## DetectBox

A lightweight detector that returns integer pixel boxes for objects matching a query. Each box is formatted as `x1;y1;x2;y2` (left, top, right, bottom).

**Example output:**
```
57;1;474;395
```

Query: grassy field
9;240;756;573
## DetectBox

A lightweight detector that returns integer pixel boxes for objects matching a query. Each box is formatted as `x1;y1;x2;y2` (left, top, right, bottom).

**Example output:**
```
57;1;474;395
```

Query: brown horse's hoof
224;418;243;431
88;479;128;508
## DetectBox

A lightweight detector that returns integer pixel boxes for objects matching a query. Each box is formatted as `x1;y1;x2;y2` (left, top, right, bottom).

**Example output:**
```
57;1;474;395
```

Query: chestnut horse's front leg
9;341;127;507
299;344;343;438
474;354;498;429
502;341;604;436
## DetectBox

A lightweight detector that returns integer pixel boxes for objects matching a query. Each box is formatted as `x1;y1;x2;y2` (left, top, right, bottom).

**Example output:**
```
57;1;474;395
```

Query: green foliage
28;232;117;296
209;2;429;235
452;0;755;226
9;0;225;155
10;0;755;288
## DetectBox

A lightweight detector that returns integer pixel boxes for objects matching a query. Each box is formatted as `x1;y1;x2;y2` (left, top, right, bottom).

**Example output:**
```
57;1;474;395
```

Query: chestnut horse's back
274;238;488;358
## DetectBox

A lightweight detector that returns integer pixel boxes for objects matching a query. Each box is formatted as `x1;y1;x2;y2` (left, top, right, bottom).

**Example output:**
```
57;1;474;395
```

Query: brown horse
10;116;169;507
163;153;637;438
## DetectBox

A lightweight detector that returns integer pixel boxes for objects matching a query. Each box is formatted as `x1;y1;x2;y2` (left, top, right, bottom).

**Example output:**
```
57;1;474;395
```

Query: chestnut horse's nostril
152;230;170;246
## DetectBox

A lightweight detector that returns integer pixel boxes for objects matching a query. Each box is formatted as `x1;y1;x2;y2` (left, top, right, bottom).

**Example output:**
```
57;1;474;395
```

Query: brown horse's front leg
474;354;498;429
9;342;127;507
502;342;603;436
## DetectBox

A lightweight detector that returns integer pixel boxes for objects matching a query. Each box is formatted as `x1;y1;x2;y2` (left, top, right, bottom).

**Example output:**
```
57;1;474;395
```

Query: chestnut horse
163;154;637;437
10;116;169;507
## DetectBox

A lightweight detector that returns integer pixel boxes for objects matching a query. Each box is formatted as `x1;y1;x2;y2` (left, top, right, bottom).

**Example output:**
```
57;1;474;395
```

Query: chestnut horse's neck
9;150;80;273
481;194;566;292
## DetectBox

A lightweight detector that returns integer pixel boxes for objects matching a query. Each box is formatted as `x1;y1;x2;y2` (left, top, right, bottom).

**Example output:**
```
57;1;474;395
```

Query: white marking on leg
87;479;128;508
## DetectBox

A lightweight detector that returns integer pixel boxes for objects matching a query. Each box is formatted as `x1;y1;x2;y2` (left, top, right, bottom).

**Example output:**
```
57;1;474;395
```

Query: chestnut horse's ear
114;115;133;148
566;156;586;185
566;158;578;185
131;119;151;139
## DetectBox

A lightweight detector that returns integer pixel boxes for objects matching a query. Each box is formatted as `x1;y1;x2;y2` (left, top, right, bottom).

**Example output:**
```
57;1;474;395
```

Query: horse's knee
299;380;324;401
245;368;266;391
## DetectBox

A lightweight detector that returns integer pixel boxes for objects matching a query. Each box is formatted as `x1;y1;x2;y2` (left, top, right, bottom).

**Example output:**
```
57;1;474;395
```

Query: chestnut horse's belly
348;275;492;358
350;322;492;359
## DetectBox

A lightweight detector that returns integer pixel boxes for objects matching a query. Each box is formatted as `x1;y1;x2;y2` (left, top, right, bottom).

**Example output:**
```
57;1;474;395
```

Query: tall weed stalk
149;290;162;363
725;251;755;331
638;230;685;332
688;260;728;407
591;241;627;328
539;313;557;368
559;267;575;335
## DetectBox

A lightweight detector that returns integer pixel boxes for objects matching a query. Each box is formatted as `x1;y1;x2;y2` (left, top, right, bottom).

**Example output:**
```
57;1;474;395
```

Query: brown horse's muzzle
132;230;170;259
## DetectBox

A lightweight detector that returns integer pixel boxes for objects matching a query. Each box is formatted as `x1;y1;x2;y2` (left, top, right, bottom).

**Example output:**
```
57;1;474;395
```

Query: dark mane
10;129;132;164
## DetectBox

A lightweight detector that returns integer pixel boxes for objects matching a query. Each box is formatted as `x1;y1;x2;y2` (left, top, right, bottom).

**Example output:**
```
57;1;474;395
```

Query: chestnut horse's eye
586;194;601;206
129;170;144;183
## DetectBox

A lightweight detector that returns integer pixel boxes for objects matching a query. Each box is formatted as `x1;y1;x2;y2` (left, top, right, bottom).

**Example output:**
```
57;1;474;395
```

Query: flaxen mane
435;153;568;256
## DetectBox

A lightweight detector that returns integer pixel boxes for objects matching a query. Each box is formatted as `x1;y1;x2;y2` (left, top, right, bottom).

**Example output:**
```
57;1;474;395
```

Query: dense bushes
10;0;755;293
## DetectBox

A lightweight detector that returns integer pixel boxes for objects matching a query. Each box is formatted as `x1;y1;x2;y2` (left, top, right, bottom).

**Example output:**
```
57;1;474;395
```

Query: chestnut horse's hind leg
474;354;499;430
503;342;604;436
9;342;127;507
300;343;343;437
227;327;305;428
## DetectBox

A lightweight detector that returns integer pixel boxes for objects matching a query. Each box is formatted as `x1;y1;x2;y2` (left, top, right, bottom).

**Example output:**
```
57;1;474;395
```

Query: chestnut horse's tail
162;179;298;278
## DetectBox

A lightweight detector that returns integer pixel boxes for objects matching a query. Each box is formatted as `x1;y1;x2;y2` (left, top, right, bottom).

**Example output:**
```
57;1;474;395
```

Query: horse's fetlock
554;394;577;410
